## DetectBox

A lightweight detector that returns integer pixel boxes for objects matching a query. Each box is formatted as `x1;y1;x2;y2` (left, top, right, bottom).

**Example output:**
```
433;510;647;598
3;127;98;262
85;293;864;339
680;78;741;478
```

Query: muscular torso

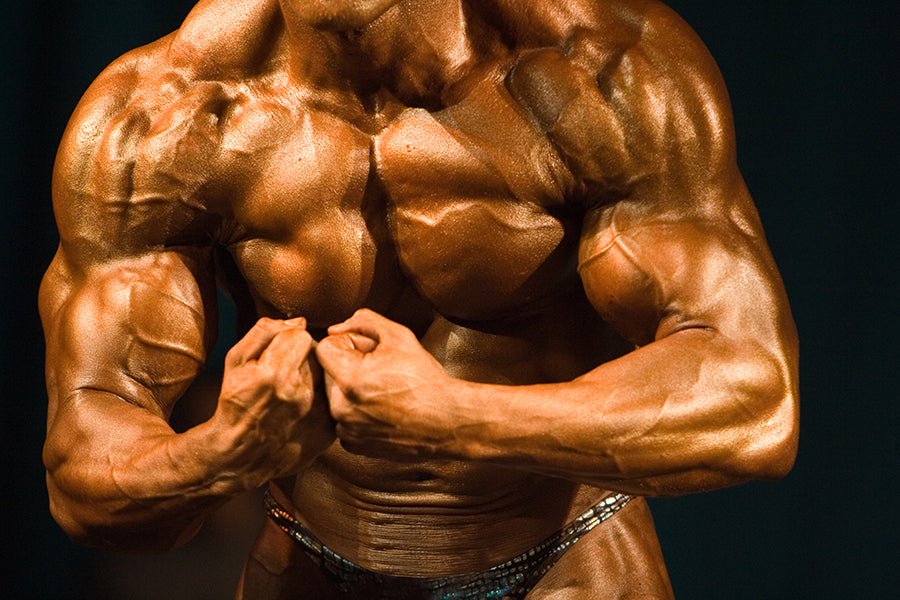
44;2;799;597
158;23;658;578
52;0;683;593
214;46;640;574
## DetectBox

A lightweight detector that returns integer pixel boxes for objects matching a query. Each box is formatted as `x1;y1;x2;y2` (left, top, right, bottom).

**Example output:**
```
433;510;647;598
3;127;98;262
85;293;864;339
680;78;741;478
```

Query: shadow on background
3;1;897;598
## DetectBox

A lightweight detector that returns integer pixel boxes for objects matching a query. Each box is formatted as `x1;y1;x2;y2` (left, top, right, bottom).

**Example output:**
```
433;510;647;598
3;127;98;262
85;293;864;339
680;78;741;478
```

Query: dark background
3;1;897;598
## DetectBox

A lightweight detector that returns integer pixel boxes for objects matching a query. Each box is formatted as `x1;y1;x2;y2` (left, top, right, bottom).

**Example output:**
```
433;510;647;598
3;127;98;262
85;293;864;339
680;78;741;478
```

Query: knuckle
333;379;357;401
328;398;351;422
255;317;278;329
278;380;314;409
292;327;315;347
280;323;315;348
399;325;417;342
252;359;277;381
224;346;240;364
315;336;335;356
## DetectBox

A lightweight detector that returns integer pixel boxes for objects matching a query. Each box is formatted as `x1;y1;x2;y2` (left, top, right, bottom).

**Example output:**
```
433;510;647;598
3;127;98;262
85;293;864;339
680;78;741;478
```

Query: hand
212;317;335;488
316;309;461;461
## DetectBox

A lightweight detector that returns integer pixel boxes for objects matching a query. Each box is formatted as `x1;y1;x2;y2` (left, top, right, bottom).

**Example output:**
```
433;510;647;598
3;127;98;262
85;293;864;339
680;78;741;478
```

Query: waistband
264;487;633;600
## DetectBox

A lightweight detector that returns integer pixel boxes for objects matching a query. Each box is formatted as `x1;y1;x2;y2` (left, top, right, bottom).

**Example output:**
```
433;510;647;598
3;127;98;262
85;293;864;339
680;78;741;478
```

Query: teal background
2;1;897;597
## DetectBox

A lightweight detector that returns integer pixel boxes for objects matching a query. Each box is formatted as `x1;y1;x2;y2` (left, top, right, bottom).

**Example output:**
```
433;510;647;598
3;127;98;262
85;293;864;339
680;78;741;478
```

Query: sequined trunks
264;490;633;600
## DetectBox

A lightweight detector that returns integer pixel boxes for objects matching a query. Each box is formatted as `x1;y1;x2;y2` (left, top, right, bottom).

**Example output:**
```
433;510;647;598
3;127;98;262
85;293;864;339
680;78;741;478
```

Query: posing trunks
264;489;634;600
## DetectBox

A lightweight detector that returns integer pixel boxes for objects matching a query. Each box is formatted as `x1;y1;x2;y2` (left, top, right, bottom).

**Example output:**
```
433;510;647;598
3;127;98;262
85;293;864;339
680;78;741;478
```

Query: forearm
44;316;334;551
44;391;247;551
447;328;797;496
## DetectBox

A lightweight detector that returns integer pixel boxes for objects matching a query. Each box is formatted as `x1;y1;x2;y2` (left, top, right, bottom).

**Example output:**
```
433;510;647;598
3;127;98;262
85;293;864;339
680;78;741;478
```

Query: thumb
323;370;351;420
315;332;367;379
327;308;408;347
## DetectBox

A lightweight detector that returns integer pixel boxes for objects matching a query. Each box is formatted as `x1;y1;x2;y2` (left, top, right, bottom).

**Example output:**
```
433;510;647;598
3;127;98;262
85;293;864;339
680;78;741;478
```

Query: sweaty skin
40;0;798;598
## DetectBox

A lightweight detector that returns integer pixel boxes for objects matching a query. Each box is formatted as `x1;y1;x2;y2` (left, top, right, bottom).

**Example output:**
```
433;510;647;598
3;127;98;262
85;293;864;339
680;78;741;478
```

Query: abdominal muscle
286;305;629;578
290;445;605;577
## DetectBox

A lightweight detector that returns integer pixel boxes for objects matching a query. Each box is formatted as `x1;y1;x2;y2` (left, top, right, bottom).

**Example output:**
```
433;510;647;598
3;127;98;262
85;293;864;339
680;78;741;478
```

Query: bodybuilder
40;1;798;598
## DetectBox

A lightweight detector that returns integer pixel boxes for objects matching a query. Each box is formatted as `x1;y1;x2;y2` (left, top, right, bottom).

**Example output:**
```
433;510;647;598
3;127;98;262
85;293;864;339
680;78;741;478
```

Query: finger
258;325;314;370
348;332;378;354
225;317;304;368
327;309;408;346
324;372;350;420
259;327;318;398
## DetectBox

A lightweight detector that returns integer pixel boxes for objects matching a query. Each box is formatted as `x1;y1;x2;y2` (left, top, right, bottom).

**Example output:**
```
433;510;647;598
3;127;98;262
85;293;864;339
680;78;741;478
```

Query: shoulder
599;0;735;154
56;0;285;160
53;2;286;265
504;0;737;201
52;37;207;265
51;35;170;257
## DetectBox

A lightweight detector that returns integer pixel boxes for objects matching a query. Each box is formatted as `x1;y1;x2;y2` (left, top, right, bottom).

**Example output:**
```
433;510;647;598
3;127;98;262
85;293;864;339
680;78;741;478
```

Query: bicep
40;248;218;544
42;247;216;426
570;11;793;350
577;180;795;365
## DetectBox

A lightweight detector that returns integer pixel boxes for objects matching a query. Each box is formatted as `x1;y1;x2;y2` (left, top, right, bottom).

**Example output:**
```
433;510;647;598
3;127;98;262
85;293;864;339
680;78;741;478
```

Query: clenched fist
316;309;466;462
211;317;335;489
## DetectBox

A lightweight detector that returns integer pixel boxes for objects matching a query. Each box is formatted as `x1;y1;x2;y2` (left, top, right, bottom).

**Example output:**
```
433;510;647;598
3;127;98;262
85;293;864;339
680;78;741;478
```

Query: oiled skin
40;1;799;598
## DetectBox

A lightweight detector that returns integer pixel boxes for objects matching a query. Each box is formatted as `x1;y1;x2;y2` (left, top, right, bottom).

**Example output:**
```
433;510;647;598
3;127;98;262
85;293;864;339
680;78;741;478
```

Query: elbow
44;469;107;549
44;473;122;550
738;424;797;482
47;477;97;548
48;488;202;552
43;440;95;546
731;376;799;482
755;409;799;481
721;332;799;482
43;421;203;552
42;438;112;549
45;469;202;553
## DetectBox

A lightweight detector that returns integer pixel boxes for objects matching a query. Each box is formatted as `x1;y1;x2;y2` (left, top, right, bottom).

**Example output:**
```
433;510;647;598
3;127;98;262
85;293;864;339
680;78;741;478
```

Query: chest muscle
375;70;580;320
227;107;401;326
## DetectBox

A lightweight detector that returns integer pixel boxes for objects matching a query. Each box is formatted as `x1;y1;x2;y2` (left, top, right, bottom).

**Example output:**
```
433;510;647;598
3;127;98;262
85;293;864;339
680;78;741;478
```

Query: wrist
438;378;507;461
195;411;267;495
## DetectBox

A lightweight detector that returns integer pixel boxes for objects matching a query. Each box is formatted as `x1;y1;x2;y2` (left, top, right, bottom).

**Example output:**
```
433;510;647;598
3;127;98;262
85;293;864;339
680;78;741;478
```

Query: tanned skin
40;1;798;597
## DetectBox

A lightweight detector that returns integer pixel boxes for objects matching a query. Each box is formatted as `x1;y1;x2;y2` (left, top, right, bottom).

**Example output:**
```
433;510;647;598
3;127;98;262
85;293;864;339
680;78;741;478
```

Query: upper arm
42;0;290;427
41;43;220;429
506;5;798;479
574;7;795;354
41;250;215;423
508;2;796;360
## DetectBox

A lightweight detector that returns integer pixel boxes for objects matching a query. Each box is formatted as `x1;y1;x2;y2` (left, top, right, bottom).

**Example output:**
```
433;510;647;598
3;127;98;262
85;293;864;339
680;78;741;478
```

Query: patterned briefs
264;489;633;600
